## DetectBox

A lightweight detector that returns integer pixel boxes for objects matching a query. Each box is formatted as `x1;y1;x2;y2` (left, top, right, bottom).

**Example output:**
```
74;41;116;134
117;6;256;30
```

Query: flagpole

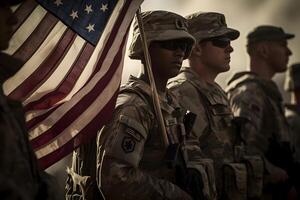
135;7;169;147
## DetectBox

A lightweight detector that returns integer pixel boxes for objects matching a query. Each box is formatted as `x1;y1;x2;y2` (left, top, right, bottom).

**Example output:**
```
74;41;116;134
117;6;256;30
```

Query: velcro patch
125;127;142;141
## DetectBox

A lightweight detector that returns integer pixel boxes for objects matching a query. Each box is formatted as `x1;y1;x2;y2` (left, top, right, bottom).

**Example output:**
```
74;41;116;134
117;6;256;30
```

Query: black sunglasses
154;39;189;52
204;37;231;48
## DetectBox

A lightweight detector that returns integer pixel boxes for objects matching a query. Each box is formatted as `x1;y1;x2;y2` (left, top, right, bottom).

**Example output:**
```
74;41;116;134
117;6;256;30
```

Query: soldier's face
149;39;186;79
199;37;233;74
266;40;292;72
0;5;18;50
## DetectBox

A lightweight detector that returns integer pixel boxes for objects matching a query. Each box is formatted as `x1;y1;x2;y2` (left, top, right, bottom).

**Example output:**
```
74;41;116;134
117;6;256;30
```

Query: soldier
226;25;298;199
0;1;62;200
285;63;300;162
168;12;263;200
67;10;199;200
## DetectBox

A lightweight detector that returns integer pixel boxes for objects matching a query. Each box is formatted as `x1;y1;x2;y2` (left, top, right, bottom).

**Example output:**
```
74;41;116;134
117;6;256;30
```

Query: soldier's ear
257;42;269;59
191;43;202;56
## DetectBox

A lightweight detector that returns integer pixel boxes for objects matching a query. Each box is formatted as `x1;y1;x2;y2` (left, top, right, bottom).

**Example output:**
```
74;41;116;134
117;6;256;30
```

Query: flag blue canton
37;0;118;45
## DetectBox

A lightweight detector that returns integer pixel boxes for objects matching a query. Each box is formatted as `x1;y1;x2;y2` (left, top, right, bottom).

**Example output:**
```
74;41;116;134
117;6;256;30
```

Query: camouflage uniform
0;53;42;200
226;71;298;198
168;67;236;197
168;12;264;200
98;76;195;199
227;72;291;168
227;25;300;200
285;63;300;162
66;10;197;200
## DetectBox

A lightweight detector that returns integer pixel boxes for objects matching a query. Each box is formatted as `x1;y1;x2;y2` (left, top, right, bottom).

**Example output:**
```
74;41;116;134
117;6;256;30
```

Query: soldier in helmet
168;12;264;200
226;25;299;199
67;10;198;200
97;10;198;200
0;1;61;200
285;63;300;163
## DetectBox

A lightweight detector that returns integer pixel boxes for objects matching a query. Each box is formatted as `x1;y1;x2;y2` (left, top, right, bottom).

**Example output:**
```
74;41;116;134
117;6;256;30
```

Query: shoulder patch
122;136;136;153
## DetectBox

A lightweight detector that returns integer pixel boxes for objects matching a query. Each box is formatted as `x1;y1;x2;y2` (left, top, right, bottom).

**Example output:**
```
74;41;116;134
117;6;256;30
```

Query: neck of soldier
190;59;217;83
250;57;275;80
138;64;167;93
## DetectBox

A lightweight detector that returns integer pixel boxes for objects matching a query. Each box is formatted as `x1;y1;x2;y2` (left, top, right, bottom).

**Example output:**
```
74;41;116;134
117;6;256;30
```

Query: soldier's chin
221;64;230;72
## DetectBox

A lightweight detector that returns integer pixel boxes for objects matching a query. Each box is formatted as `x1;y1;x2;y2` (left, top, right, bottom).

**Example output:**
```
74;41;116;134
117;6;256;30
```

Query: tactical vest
114;83;217;200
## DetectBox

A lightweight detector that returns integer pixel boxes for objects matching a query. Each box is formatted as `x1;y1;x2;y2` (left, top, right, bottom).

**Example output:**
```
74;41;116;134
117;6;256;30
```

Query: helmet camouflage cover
129;10;195;60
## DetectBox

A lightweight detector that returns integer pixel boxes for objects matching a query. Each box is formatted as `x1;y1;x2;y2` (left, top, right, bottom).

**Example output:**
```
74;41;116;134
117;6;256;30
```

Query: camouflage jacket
168;67;236;193
0;53;62;200
226;71;291;173
0;53;40;200
97;76;192;200
285;104;300;162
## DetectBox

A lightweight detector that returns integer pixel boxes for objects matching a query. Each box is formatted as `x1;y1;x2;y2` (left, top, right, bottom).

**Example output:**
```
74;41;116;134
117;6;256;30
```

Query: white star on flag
53;0;63;6
100;3;108;12
86;23;95;32
70;10;78;20
84;4;93;14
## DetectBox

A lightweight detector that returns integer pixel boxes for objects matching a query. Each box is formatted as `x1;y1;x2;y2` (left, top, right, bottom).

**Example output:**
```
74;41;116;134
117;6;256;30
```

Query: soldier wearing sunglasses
227;25;299;200
168;12;264;200
67;10;200;200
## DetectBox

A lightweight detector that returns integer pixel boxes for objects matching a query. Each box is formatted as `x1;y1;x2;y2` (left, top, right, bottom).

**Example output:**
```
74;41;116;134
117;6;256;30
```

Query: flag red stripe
26;0;132;133
37;91;118;169
9;29;76;101
14;12;59;63
26;106;59;130
12;0;38;34
31;34;125;150
24;42;94;111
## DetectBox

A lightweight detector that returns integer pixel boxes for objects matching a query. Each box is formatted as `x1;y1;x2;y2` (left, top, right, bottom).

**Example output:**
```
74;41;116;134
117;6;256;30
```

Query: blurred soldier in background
0;0;62;200
227;25;299;200
285;63;300;162
168;12;264;200
67;10;206;200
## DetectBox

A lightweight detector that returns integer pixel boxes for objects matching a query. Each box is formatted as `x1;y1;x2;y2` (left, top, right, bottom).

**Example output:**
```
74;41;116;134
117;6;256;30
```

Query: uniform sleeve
228;86;284;175
97;104;192;200
229;85;266;155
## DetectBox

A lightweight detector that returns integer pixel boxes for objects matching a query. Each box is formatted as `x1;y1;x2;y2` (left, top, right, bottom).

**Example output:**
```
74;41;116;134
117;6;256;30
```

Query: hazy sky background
123;0;300;102
47;0;300;191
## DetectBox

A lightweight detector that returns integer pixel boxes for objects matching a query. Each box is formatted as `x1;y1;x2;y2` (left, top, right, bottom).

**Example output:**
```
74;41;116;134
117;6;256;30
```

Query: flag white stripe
35;60;124;158
4;5;46;55
23;0;128;113
23;36;86;105
26;106;57;122
4;21;67;95
28;0;129;139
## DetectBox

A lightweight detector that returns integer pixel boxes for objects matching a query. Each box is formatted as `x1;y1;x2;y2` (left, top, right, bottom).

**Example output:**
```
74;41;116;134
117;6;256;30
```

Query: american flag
4;0;143;169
